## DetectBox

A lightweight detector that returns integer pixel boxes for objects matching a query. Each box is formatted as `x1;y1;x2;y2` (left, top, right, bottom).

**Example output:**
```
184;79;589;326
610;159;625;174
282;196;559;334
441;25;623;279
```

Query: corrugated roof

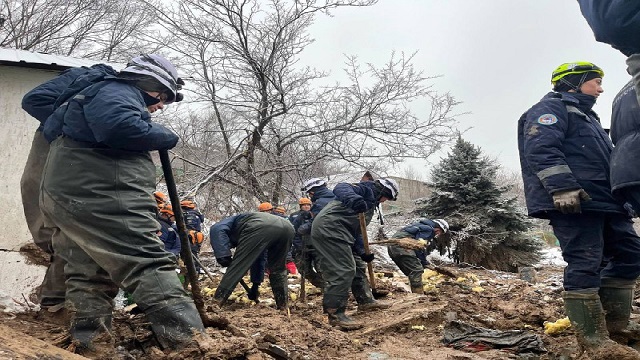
0;47;123;71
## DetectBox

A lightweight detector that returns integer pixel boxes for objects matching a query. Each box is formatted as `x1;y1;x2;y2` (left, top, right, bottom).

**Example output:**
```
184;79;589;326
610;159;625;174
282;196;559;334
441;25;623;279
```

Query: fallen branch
369;238;427;250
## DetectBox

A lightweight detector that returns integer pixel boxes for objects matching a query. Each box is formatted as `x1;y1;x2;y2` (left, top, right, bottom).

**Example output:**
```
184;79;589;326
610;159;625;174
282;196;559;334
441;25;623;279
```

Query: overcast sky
298;0;629;177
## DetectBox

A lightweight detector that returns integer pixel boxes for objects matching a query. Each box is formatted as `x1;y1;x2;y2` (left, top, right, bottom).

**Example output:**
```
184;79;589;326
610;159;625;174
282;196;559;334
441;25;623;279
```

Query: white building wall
0;65;57;299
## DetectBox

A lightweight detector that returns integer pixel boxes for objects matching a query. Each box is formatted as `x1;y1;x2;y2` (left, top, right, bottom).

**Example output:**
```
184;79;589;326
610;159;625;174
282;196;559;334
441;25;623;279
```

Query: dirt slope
0;256;618;359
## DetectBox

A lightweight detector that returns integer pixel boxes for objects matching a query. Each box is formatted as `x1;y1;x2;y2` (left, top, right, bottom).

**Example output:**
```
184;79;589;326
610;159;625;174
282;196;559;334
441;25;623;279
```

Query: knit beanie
554;71;601;92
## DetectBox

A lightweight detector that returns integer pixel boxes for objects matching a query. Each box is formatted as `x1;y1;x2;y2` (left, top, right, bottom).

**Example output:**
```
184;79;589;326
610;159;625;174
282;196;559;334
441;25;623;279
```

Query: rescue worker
181;199;205;273
273;206;287;217
21;64;116;311
209;212;294;308
290;197;321;286
38;54;205;351
157;204;181;259
311;178;399;330
518;61;640;358
293;179;335;290
388;219;448;294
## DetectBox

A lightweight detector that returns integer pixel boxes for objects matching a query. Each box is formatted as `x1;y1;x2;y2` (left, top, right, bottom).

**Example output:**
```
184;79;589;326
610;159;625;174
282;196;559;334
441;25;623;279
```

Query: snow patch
537;247;566;267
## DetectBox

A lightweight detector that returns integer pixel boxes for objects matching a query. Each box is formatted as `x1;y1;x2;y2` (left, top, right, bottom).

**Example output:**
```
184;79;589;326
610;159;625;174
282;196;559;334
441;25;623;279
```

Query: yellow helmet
551;62;604;87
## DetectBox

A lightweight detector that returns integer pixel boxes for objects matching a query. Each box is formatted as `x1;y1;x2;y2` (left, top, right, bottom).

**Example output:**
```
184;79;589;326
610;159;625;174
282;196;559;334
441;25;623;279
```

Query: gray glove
552;189;591;214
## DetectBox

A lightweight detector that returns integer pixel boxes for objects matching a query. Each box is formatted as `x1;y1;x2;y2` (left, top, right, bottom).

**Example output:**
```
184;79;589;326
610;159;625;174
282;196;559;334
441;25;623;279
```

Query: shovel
159;150;208;321
358;213;389;299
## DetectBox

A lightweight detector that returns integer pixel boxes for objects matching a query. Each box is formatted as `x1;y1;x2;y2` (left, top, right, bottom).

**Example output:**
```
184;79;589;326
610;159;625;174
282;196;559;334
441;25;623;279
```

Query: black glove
247;283;260;301
301;210;313;220
360;253;375;263
352;198;368;213
216;256;232;267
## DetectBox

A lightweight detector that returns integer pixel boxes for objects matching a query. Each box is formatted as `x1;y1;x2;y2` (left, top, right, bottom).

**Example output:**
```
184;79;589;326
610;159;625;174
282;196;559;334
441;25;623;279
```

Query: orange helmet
274;206;286;215
258;202;273;212
180;199;196;209
159;204;174;217
298;198;312;206
154;191;167;204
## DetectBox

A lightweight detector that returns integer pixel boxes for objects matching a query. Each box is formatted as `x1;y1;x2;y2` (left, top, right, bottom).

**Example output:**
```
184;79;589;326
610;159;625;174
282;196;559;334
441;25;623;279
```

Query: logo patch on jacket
537;114;558;125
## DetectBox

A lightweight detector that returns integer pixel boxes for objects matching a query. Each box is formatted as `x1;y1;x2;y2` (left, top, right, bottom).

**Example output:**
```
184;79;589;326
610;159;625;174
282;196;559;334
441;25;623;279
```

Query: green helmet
551;61;604;88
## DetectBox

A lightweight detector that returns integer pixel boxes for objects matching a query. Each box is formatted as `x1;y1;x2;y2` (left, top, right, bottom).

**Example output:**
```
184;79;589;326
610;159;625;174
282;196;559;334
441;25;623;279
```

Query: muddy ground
0;250;632;360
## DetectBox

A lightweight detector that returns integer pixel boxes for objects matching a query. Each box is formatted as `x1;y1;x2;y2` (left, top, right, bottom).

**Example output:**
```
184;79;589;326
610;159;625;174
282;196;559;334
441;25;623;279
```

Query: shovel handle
358;213;376;291
158;150;207;319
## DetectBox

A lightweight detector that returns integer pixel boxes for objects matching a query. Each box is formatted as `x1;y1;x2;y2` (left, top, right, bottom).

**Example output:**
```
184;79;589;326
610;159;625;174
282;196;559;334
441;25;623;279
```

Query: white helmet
120;54;184;103
377;177;399;201
433;219;449;233
301;178;327;193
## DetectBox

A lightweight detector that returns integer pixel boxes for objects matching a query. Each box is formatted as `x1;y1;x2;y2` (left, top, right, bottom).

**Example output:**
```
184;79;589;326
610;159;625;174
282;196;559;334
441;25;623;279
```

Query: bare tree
152;0;461;211
0;0;158;60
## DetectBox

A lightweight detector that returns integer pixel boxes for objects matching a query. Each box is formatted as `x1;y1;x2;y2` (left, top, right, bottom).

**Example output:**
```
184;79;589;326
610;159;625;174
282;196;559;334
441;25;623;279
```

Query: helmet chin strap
376;204;384;225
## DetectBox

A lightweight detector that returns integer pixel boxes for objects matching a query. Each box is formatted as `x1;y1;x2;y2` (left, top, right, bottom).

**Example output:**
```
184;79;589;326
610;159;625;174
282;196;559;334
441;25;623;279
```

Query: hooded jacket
578;0;640;56
43;78;178;151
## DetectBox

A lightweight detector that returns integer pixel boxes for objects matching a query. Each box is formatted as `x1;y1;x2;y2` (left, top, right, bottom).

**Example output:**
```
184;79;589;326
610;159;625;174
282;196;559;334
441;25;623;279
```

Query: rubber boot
411;285;424;294
145;301;206;350
563;290;640;359
327;308;363;331
600;278;640;342
270;271;289;310
37;302;70;327
69;315;114;353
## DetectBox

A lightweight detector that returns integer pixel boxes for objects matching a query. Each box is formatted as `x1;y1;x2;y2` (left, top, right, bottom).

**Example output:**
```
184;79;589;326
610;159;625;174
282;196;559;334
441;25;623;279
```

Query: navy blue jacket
158;217;181;257
289;210;307;251
296;186;336;238
310;186;335;215
43;78;178;151
578;0;640;56
183;208;204;232
21;65;116;129
518;91;625;218
209;213;266;284
398;219;439;267
333;181;379;255
611;80;640;194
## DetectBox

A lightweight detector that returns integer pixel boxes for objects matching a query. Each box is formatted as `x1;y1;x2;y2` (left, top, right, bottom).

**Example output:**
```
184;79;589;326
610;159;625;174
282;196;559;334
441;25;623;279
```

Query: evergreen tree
416;136;542;272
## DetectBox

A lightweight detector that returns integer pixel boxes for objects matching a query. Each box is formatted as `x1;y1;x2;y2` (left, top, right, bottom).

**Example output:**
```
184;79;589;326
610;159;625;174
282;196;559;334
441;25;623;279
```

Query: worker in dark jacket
39;54;205;352
611;81;640;213
293;179;336;290
157;205;181;259
21;64;117;310
311;178;399;330
388;219;448;294
181;200;205;273
290;197;323;288
518;61;640;357
210;212;294;308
